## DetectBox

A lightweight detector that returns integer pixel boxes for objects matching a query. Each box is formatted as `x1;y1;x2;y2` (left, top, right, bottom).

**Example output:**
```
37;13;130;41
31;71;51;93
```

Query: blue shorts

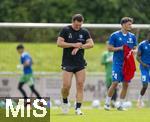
140;64;150;83
112;64;124;82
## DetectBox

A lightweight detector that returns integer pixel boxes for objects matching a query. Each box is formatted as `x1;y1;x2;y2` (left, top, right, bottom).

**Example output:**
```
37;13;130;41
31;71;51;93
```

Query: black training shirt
59;25;91;67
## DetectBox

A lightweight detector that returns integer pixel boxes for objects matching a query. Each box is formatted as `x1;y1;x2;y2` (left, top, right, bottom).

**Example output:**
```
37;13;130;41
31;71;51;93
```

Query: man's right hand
73;42;82;48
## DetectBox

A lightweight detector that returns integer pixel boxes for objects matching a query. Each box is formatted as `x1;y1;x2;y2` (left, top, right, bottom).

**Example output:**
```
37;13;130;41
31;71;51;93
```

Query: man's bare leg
75;69;85;115
61;70;73;114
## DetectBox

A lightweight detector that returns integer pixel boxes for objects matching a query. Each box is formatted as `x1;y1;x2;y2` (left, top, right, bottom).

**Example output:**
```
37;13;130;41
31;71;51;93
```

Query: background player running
101;45;117;107
16;44;41;100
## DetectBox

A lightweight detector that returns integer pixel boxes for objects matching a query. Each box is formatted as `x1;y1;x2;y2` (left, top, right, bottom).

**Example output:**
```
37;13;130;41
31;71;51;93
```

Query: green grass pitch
0;42;140;73
1;107;149;122
51;107;150;122
0;42;106;72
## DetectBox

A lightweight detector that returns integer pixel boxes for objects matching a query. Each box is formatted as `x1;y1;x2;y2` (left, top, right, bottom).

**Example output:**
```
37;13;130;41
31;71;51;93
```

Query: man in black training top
57;14;94;115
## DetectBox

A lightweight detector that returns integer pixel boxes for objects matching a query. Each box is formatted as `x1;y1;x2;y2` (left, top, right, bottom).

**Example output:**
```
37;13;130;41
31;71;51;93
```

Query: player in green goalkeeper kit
101;50;117;107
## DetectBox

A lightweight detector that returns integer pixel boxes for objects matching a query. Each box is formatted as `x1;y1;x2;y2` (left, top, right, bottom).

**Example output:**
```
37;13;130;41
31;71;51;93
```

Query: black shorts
61;66;85;73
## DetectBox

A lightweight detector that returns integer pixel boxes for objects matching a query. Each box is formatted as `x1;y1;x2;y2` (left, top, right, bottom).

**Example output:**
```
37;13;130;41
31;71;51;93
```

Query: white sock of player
105;96;111;105
119;98;124;107
138;94;143;102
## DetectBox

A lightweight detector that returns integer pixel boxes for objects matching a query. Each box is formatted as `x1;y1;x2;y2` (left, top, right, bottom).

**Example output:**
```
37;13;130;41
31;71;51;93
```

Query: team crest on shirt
127;38;133;43
78;34;85;42
119;37;122;41
79;34;83;39
68;33;72;39
145;46;148;50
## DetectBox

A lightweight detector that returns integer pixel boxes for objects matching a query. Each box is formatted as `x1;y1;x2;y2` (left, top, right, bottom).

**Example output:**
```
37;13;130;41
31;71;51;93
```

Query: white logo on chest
119;37;122;41
68;33;72;39
145;46;148;50
127;38;133;43
79;34;83;39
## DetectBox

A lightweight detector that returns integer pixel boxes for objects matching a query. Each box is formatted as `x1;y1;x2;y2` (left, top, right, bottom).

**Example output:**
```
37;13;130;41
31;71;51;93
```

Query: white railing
0;23;150;29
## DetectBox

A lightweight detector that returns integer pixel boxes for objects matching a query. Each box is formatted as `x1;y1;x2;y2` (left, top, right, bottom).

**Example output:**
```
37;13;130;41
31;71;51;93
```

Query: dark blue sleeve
109;34;115;46
59;27;67;39
84;30;91;41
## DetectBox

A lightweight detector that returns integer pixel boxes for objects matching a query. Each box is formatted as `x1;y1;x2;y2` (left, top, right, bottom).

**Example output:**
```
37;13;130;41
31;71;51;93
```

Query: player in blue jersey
136;31;150;108
104;17;137;111
16;44;41;99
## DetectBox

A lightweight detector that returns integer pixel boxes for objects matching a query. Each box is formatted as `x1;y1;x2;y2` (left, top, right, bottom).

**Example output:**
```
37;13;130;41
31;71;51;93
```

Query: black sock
76;102;81;110
30;85;41;99
63;98;68;104
18;82;28;99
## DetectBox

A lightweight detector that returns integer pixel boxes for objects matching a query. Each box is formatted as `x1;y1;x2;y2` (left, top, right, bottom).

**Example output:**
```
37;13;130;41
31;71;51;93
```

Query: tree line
0;0;149;42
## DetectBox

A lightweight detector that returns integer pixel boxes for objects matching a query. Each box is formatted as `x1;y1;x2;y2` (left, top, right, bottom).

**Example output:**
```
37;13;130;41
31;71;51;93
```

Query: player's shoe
111;101;116;108
104;104;110;111
61;103;70;114
75;108;83;115
117;106;127;111
136;100;144;108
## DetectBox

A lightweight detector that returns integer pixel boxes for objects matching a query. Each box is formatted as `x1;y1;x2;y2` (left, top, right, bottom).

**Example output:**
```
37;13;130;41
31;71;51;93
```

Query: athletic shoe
75;108;83;115
61;103;70;114
104;104;110;111
111;101;116;108
117;106;127;111
136;100;144;108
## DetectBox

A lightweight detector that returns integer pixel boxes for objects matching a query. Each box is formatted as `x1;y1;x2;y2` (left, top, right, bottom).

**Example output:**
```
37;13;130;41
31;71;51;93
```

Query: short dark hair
16;44;24;50
120;17;133;25
72;14;84;22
